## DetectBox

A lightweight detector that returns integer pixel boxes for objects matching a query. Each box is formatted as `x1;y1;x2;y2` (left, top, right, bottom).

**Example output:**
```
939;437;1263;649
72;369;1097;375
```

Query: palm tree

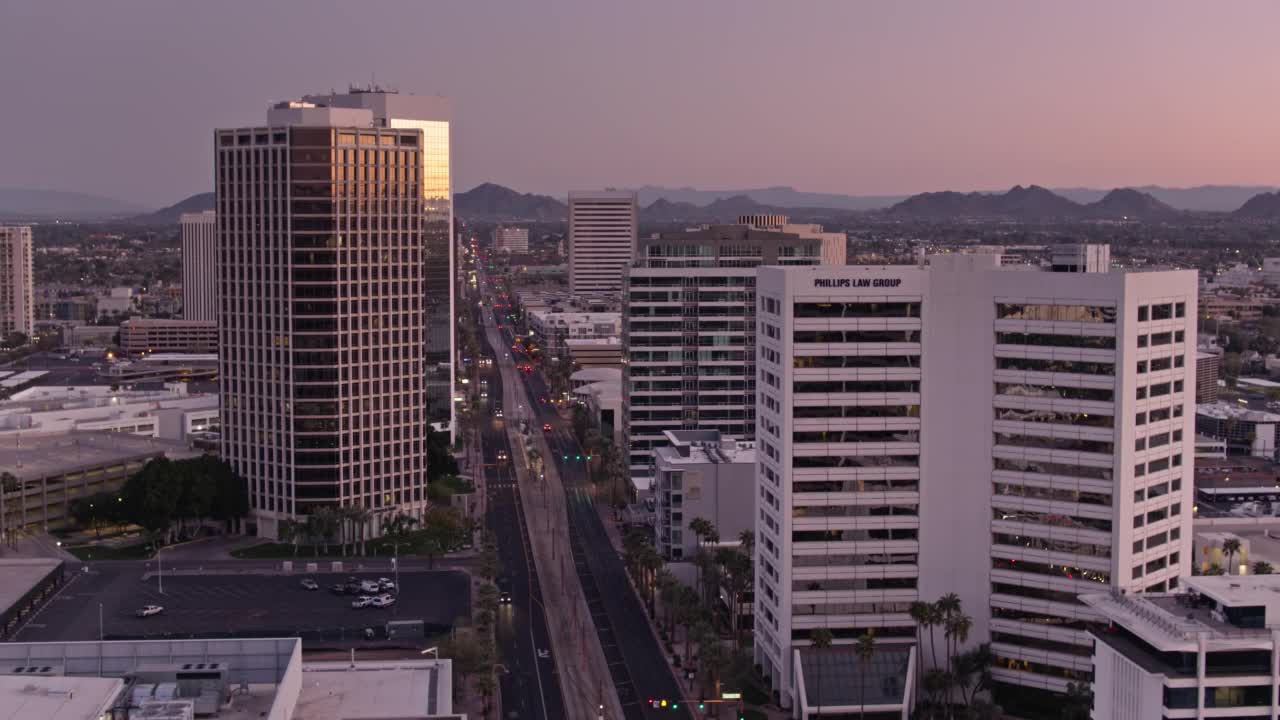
909;600;932;706
855;630;876;720
1222;538;1243;575
656;569;680;638
809;628;833;716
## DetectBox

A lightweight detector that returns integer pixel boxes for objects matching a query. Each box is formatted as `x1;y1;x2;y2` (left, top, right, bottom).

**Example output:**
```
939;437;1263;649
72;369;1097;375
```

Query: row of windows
996;304;1116;323
995;332;1116;350
1136;302;1186;322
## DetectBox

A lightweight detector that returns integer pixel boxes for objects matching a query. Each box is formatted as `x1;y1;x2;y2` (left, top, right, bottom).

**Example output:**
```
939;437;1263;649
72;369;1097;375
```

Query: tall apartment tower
303;89;454;431
624;225;830;514
753;251;1198;709
0;226;34;341
216;99;432;539
180;211;218;322
568;190;637;296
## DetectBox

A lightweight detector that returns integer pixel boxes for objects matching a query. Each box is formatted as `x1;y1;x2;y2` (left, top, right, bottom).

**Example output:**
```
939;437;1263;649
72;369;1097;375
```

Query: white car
370;594;396;608
136;605;164;618
359;581;380;594
377;578;396;592
351;596;374;609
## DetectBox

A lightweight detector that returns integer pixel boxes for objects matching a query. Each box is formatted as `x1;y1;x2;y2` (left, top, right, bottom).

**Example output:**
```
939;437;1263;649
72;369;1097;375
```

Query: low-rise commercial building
1197;351;1221;403
0;383;218;440
493;226;529;254
528;309;621;357
1196;401;1280;459
651;429;755;561
565;337;623;370
119;318;217;355
0;637;458;720
1085;575;1280;720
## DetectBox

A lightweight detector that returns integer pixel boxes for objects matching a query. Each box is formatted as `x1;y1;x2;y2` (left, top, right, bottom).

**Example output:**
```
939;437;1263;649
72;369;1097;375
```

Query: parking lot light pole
157;545;165;595
98;603;103;641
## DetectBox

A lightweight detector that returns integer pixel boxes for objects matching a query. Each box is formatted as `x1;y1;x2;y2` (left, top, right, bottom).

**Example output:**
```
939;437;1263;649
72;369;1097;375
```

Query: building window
1138;306;1150;322
1137;360;1148;374
1175;302;1186;318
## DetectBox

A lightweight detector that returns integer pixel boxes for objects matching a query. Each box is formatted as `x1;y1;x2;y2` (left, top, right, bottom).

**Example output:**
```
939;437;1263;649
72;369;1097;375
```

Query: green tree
121;457;183;540
1254;560;1275;575
440;630;489;701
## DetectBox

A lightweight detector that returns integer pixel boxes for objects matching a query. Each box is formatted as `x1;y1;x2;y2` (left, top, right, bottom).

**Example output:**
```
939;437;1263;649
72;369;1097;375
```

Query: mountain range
886;185;1181;221
0;188;148;220
7;182;1280;224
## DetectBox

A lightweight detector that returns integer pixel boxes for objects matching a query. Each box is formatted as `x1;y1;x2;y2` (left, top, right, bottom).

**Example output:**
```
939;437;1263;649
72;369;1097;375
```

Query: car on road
496;449;508;462
542;422;552;432
136;605;164;618
370;594;396;608
351;596;374;609
377;577;396;592
495;407;504;418
497;576;512;604
329;583;348;595
300;578;319;591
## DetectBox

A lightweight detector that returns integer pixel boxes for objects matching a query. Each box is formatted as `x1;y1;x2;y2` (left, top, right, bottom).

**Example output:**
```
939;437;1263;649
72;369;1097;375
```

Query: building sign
813;278;902;288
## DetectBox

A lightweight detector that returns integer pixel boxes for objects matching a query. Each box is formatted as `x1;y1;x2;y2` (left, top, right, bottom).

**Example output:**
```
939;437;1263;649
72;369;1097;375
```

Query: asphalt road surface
13;567;469;645
476;303;566;720
493;315;691;719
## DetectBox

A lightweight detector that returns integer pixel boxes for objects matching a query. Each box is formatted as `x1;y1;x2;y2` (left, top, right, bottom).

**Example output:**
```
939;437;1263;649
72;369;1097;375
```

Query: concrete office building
1197;351;1221;404
216;96;436;538
303;89;455;432
624;224;828;490
569;190;637;295
0;226;34;340
493;225;529;253
651;429;756;560
739;215;848;266
181;211;218;321
1085;575;1280;720
119;318;218;355
752;251;1198;709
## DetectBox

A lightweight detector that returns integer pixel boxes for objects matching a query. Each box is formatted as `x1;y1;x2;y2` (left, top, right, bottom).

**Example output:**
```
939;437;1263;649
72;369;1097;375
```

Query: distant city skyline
3;0;1280;206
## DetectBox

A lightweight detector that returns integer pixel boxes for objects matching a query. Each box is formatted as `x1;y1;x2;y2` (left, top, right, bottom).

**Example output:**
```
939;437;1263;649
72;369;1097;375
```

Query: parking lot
13;567;470;646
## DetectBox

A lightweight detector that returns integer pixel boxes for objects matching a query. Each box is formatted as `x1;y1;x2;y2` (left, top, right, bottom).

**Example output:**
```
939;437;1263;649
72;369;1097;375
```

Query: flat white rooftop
295;660;452;719
1196;400;1280;423
1240;377;1280;389
0;675;123;720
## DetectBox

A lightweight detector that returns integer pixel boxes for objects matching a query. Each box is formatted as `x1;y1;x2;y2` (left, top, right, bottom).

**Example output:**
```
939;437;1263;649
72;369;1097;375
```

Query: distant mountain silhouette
1234;191;1280;219
634;185;906;211
128;192;215;224
1088;188;1178;220
888;185;1182;221
455;183;566;221
639;194;850;223
1056;185;1279;212
0;188;148;220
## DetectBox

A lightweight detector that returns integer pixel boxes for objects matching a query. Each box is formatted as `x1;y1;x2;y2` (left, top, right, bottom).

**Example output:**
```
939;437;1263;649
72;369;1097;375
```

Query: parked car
329;583;348;595
377;578;396;592
351;596;374;609
136;605;164;618
299;578;319;591
370;594;396;608
359;580;381;594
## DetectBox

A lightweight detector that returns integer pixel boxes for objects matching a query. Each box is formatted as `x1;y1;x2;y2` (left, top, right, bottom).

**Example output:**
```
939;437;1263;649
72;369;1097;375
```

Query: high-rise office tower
752;250;1197;709
303;89;454;432
492;226;529;254
624;224;831;514
568;190;637;295
0;226;34;341
180;211;218;322
216;98;432;538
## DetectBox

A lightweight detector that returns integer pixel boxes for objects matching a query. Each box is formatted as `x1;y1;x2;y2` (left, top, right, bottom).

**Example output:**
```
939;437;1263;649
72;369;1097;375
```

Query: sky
2;0;1279;208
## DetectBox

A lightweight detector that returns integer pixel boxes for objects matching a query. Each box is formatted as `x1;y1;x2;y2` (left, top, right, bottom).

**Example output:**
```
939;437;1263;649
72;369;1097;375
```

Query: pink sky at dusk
1;0;1277;206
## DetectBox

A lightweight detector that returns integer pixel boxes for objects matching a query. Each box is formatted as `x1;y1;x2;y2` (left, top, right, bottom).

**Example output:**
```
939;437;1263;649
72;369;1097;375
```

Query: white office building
569;190;637;295
1085;574;1280;720
0;226;34;340
493;225;529;254
624;224;829;491
752;251;1197;710
180;211;218;322
217;94;438;538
